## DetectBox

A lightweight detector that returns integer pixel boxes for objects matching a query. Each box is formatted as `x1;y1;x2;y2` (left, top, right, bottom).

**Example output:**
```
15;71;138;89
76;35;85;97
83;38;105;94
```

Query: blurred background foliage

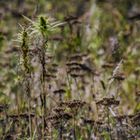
0;0;140;139
0;0;140;114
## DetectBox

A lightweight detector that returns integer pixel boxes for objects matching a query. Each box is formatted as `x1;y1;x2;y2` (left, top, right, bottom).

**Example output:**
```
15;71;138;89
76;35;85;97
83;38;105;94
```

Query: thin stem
73;110;77;140
74;78;81;99
107;107;112;140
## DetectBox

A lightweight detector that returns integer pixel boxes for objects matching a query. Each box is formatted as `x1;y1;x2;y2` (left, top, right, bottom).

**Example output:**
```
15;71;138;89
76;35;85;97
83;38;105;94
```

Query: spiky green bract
23;15;65;40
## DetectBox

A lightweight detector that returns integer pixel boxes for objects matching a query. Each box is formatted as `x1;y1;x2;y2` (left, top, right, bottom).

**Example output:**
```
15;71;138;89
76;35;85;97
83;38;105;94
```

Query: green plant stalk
37;16;50;138
21;30;32;138
40;40;47;139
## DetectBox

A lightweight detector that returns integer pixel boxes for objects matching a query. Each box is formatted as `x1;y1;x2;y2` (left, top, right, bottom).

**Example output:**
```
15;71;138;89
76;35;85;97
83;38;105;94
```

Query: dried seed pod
67;67;83;75
52;63;58;67
96;97;119;107
68;53;87;62
66;56;97;76
68;65;82;71
95;120;103;126
51;120;62;129
102;62;114;68
45;73;56;81
109;73;125;81
60;83;67;87
46;54;53;60
53;89;66;95
59;100;86;109
47;67;57;73
66;62;81;67
64;15;82;24
8;114;19;120
19;113;35;119
47;63;58;74
131;111;140;126
69;72;84;78
113;115;128;122
46;112;72;121
53;107;65;114
81;117;95;125
53;88;66;101
67;64;85;77
78;63;94;73
7;113;35;121
67;61;99;76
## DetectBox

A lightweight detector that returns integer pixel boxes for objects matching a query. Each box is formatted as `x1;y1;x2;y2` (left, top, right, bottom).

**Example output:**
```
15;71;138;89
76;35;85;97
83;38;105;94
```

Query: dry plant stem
28;96;32;138
106;107;112;140
26;77;32;138
58;119;63;140
116;80;121;98
106;80;112;96
135;74;138;93
73;110;77;140
35;116;39;138
67;74;72;90
58;91;63;140
117;119;123;139
41;42;47;115
24;60;32;137
16;94;20;118
50;126;53;140
74;78;81;99
87;125;92;139
2;108;7;139
107;60;123;95
40;40;47;139
91;75;95;95
34;0;40;16
21;31;32;138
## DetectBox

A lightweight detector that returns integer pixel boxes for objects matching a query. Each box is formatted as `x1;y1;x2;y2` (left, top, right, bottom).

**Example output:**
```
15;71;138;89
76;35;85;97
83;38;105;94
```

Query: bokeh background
0;0;140;139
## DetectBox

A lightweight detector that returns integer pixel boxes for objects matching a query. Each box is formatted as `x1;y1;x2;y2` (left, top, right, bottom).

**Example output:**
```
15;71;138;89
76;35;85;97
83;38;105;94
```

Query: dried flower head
111;73;125;81
7;113;35;121
46;112;72;122
53;89;66;95
52;63;59;67
59;100;86;109
96;97;119;107
131;111;140;126
81;117;95;125
102;62;114;69
113;115;128;122
66;62;81;67
53;107;65;114
45;73;56;81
